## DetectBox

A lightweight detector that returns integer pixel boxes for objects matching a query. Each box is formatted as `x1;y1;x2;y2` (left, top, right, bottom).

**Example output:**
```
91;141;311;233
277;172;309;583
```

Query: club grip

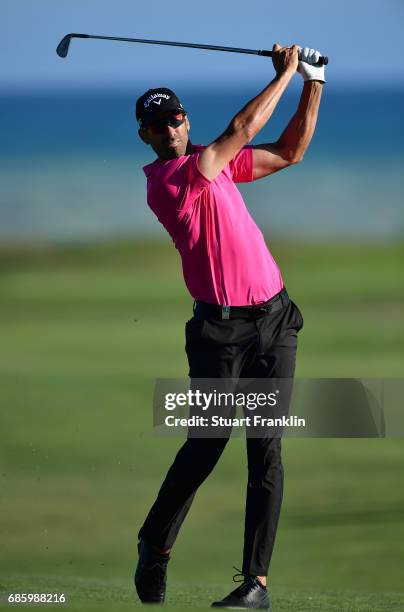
259;49;328;66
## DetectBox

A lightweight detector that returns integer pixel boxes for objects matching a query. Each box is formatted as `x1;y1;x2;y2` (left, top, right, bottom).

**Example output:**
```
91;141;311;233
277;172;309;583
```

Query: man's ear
138;128;150;145
185;116;190;131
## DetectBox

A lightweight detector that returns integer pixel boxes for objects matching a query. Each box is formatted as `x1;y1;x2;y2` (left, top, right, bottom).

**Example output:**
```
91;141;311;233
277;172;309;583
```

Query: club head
56;34;73;58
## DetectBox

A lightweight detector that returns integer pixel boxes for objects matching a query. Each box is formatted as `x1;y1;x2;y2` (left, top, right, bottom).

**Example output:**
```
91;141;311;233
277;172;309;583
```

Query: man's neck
186;140;195;155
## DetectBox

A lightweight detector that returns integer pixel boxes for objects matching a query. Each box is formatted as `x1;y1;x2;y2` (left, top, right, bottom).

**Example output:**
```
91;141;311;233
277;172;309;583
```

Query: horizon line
1;79;404;95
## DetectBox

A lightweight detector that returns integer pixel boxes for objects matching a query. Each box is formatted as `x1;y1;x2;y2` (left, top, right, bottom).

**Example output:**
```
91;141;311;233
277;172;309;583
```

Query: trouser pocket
290;300;304;331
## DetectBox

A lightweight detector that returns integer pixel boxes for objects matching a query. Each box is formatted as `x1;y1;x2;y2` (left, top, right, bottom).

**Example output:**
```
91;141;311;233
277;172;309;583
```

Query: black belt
194;288;290;321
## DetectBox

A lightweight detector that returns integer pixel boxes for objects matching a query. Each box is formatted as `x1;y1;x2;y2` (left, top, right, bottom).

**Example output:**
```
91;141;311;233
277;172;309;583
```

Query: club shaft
80;34;262;56
57;33;329;65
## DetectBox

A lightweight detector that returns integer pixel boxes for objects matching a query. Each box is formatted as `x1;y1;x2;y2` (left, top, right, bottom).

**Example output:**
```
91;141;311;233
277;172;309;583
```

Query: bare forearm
198;44;300;181
276;80;323;162
229;70;295;142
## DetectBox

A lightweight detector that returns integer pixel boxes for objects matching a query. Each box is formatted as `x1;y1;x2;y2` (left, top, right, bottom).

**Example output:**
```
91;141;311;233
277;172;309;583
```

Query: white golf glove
297;47;326;83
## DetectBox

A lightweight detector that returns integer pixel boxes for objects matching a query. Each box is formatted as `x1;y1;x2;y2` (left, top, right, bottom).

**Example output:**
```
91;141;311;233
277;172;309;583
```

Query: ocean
1;84;403;242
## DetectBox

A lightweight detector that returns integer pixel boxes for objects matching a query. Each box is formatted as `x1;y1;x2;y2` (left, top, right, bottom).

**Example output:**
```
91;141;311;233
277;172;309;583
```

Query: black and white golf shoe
211;568;270;609
134;539;170;604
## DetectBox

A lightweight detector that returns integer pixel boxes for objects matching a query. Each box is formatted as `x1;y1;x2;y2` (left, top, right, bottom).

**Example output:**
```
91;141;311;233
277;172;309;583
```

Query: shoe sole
212;606;269;610
211;604;269;610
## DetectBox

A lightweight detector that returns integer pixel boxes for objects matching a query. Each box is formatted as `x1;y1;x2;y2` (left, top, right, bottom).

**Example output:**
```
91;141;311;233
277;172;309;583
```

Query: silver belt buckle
221;305;230;320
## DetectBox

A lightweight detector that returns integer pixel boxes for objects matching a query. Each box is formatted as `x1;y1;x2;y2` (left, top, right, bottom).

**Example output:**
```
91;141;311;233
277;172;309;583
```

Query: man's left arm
253;47;325;180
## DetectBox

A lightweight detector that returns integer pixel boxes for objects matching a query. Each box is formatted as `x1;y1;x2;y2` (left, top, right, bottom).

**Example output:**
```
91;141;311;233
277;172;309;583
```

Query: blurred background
1;1;403;610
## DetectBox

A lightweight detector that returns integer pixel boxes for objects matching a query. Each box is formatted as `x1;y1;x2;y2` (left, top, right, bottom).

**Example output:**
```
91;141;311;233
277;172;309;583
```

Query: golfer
134;44;325;609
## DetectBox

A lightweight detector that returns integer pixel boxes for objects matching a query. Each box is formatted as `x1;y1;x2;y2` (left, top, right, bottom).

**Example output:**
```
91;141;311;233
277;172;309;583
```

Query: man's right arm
197;44;299;182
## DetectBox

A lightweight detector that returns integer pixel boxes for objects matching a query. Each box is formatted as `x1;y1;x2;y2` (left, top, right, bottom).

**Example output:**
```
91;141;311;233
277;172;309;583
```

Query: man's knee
183;437;229;471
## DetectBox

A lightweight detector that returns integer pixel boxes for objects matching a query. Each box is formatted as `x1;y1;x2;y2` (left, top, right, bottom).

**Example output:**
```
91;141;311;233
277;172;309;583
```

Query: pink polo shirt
143;145;283;306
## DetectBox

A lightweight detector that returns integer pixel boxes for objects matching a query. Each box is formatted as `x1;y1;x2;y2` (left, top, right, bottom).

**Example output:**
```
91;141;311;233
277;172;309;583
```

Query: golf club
56;33;329;66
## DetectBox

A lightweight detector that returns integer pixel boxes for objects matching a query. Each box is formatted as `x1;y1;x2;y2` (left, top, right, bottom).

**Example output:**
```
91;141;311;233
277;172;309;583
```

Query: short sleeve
173;152;212;209
166;153;211;212
228;146;254;183
147;152;211;222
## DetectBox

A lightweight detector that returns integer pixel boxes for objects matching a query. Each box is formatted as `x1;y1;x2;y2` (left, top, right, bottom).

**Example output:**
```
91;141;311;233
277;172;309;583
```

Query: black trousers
138;293;303;576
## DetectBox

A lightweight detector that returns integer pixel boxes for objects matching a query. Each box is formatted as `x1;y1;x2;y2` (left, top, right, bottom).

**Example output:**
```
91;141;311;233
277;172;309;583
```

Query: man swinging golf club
134;43;325;609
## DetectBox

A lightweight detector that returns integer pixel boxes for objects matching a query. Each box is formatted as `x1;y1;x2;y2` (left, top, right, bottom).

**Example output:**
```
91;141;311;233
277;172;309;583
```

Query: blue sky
2;0;404;90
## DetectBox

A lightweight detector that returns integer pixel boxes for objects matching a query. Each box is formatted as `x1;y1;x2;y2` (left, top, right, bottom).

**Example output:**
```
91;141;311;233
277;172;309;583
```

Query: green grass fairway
1;239;404;611
1;576;403;611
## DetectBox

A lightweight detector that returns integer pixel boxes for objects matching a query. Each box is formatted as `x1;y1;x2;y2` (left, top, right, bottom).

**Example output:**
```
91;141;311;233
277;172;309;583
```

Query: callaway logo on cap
136;87;186;128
